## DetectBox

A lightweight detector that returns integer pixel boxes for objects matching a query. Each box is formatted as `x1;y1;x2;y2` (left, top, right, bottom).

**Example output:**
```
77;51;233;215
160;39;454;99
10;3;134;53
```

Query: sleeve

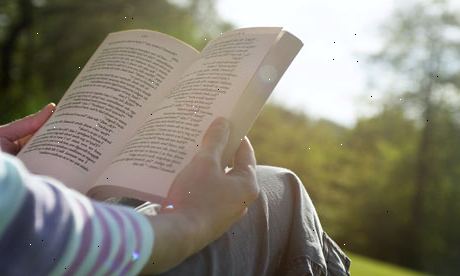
0;152;154;276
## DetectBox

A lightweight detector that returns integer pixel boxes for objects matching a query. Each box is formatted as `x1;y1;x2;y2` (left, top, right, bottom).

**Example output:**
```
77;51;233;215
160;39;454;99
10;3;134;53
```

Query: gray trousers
121;166;350;275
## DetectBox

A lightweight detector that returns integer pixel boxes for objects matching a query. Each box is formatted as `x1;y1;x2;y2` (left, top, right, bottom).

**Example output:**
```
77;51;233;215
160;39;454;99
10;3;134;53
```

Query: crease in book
17;27;303;205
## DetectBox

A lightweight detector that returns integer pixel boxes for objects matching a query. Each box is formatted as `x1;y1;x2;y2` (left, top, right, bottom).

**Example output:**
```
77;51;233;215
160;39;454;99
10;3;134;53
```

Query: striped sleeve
0;152;154;276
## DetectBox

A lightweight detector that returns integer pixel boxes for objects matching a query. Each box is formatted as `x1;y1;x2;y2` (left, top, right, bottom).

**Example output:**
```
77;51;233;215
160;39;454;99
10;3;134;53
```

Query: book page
89;28;283;201
17;30;199;193
223;31;303;165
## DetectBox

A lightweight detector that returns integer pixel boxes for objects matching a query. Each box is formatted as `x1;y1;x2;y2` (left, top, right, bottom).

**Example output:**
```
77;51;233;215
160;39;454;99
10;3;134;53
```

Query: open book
18;27;302;203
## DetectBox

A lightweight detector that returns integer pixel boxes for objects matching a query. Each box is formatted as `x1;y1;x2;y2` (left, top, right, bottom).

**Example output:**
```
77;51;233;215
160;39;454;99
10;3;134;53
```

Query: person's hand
166;117;259;237
0;103;55;155
142;117;259;274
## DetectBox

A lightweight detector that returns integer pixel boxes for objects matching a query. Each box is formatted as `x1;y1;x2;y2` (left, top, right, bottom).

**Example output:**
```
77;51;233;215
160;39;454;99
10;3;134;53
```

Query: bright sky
216;0;396;126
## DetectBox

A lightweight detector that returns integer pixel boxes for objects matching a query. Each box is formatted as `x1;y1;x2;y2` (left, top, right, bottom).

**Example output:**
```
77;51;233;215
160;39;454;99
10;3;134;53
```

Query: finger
228;137;259;201
17;134;33;149
0;137;19;155
0;103;55;141
199;117;230;159
232;137;256;171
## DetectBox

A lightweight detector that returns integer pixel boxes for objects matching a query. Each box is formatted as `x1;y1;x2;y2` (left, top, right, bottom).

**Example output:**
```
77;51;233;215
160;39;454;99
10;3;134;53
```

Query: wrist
168;207;208;253
169;211;202;255
142;212;197;274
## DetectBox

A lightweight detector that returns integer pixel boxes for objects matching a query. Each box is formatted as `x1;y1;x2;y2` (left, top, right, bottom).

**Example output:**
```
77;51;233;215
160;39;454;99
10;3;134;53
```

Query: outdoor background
1;0;459;275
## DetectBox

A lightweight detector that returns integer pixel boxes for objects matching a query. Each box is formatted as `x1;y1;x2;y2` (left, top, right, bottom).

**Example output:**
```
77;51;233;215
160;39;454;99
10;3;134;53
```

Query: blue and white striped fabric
0;152;154;276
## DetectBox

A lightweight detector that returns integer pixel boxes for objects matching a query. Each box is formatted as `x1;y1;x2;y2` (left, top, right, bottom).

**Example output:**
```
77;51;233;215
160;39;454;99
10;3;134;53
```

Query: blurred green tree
338;106;418;265
367;0;460;273
249;103;420;268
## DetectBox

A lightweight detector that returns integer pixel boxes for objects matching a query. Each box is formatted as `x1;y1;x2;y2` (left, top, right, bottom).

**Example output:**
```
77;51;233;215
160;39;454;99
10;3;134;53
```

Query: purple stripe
120;212;144;274
63;199;93;276
104;208;128;275
87;205;112;275
0;180;74;275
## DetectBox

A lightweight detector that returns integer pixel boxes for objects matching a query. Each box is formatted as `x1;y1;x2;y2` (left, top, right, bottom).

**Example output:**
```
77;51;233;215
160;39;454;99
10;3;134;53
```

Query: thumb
199;117;230;160
231;137;256;171
0;103;55;141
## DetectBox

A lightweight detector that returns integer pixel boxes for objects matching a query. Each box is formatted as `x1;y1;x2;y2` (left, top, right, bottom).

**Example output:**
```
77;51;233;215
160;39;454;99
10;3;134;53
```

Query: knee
255;165;308;194
254;165;317;214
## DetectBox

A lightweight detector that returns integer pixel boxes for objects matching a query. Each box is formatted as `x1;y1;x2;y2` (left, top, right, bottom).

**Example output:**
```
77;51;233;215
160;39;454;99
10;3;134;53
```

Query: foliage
249;103;419;266
366;0;460;273
348;252;426;276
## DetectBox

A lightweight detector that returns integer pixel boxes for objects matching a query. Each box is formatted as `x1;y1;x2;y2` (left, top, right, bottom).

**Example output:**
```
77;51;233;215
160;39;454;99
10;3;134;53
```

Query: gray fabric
151;165;350;276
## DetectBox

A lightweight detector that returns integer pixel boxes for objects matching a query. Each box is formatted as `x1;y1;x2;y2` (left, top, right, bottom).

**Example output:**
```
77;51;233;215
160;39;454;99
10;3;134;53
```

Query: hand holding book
0;111;258;274
143;117;259;273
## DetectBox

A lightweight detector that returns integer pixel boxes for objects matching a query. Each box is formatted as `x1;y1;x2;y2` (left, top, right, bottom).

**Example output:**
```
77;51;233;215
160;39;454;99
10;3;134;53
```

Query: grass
347;252;427;276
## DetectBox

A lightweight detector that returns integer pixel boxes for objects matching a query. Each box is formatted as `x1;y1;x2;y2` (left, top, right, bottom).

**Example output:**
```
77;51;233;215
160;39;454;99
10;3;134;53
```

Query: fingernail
215;117;229;130
42;102;55;111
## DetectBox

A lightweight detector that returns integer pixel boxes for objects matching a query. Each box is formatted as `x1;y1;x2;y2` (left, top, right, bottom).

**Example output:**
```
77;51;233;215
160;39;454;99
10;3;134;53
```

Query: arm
0;152;153;275
0;107;153;275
